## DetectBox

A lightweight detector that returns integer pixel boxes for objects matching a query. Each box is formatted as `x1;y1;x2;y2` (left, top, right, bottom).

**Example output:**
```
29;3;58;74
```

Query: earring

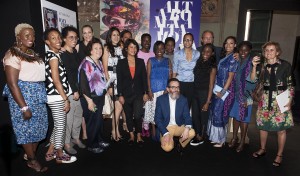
18;41;22;47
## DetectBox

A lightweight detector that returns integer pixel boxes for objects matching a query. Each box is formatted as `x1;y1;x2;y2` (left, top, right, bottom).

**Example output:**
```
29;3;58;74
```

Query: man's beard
169;92;179;100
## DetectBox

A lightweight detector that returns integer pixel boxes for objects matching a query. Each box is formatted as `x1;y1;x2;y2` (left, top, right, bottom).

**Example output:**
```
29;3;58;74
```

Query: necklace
10;46;41;62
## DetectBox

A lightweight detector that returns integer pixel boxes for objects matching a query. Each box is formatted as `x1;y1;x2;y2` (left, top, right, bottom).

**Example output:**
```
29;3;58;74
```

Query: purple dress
207;53;238;143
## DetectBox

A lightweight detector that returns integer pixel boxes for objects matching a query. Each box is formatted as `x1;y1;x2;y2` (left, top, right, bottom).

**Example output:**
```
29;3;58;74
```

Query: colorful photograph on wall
99;0;150;44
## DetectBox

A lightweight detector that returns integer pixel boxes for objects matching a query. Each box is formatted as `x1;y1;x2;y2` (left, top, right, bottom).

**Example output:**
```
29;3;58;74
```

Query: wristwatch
21;106;29;113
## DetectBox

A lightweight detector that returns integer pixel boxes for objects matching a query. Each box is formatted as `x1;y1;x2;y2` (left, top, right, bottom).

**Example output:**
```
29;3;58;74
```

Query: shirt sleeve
228;55;238;73
172;50;179;74
78;63;92;99
3;52;21;70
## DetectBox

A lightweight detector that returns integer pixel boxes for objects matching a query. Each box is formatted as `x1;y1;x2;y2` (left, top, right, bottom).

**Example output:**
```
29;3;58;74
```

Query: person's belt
108;66;113;71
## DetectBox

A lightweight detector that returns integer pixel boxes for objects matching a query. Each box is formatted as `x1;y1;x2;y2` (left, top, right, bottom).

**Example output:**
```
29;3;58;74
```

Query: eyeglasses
67;36;79;41
169;86;180;90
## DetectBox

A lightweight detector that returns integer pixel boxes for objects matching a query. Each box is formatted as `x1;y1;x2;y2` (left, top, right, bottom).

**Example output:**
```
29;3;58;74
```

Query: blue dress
207;53;238;143
230;56;256;123
144;57;170;124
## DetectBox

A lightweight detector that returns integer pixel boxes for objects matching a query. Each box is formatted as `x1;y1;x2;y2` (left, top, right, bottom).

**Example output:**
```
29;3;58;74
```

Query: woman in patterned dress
2;23;48;172
78;38;109;153
228;41;256;152
207;36;239;147
251;41;294;167
102;27;126;141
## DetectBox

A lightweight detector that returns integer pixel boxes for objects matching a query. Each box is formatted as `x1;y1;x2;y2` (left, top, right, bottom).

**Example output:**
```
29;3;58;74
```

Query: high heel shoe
252;148;266;158
111;132;119;142
228;138;239;148
213;142;224;148
273;155;283;167
236;143;244;153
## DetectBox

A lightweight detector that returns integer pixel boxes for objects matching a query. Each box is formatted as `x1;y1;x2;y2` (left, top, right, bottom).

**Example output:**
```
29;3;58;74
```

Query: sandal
273;155;283;167
123;122;129;132
252;148;266;158
228;138;239;148
27;158;48;172
236;143;245;153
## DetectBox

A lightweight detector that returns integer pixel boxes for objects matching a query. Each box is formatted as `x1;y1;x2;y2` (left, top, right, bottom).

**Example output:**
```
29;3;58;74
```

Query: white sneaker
56;153;77;164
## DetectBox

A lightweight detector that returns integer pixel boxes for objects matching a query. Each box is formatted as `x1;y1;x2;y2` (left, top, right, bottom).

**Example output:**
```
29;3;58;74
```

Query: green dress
255;59;294;131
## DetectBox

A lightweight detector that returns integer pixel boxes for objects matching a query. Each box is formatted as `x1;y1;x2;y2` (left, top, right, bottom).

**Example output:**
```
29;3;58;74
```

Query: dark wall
237;0;300;42
0;0;77;126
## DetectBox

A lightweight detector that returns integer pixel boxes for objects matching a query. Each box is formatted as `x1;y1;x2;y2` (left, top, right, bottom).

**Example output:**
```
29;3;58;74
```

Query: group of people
2;23;294;172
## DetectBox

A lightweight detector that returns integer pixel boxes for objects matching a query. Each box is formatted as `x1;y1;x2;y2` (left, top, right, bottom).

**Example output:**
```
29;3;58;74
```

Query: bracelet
21;106;29;113
220;89;227;96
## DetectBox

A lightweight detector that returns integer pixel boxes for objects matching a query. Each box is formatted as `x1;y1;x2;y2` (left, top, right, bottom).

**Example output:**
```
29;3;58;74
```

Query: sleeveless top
150;57;169;93
45;50;69;95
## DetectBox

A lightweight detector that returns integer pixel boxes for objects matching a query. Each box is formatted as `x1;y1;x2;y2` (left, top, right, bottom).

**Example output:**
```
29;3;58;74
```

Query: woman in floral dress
78;38;109;153
251;41;294;167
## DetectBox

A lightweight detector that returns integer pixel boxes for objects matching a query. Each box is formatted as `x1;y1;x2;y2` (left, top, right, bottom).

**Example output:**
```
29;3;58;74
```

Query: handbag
102;93;114;118
252;65;265;102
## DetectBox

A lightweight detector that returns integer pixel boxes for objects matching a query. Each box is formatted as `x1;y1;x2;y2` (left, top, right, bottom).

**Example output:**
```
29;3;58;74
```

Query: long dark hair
105;27;120;57
220;36;237;58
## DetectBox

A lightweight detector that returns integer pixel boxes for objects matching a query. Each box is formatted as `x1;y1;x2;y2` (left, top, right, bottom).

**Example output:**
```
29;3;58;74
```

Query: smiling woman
2;23;48;172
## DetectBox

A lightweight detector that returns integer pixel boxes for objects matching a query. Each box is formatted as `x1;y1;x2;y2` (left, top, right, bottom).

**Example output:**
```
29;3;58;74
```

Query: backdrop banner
150;0;201;50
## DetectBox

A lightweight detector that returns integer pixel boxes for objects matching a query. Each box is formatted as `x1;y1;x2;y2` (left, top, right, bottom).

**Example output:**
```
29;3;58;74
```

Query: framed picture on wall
201;0;223;23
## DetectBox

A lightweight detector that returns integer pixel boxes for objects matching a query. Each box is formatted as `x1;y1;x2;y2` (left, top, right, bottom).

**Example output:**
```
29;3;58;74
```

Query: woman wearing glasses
172;33;200;108
60;26;85;155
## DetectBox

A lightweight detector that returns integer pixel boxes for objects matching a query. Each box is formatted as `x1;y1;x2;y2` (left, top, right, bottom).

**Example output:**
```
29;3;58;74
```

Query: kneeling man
155;78;195;152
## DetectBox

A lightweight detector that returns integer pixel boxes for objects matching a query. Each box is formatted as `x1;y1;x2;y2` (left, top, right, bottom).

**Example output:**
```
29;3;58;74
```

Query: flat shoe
45;150;57;161
64;147;77;155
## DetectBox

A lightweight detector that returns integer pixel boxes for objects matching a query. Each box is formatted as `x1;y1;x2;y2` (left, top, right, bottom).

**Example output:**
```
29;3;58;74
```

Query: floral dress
253;59;294;131
107;46;124;95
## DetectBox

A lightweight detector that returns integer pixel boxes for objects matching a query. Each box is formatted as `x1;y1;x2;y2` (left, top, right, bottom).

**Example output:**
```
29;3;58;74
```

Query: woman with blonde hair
251;41;294;167
3;23;48;172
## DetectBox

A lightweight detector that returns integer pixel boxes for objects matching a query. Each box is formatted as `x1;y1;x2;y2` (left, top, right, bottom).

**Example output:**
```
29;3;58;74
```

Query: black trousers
191;89;209;136
123;94;144;133
81;96;105;148
179;82;194;109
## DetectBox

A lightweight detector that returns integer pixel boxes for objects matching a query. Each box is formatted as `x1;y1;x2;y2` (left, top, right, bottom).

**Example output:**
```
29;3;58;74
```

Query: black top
193;59;216;90
60;50;80;93
116;58;148;97
77;41;87;62
197;45;222;63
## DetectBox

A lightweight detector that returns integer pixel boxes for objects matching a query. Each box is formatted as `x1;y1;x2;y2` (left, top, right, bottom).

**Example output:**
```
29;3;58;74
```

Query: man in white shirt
154;78;195;152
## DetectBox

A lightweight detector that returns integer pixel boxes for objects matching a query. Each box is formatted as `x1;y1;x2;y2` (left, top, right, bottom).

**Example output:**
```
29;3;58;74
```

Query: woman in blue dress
144;41;172;139
207;36;239;147
228;41;256;152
